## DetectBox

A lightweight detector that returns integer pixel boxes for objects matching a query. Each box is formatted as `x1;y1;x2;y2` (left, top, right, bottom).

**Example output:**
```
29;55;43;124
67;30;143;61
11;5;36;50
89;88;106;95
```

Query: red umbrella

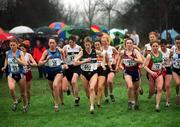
0;32;15;42
0;27;4;33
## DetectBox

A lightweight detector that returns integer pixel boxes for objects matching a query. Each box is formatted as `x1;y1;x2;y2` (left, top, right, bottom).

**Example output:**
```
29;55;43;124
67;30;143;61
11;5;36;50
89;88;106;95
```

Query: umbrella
58;26;71;40
91;25;101;33
9;26;34;34
161;28;179;40
0;32;15;42
35;26;57;37
57;25;71;34
109;28;125;39
68;26;94;36
100;25;108;33
0;27;4;33
49;22;66;31
91;24;108;33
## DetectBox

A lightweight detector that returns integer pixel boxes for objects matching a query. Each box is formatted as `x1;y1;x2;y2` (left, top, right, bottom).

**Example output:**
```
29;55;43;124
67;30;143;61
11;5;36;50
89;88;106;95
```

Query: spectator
112;33;123;50
33;39;46;78
166;32;173;48
130;30;140;46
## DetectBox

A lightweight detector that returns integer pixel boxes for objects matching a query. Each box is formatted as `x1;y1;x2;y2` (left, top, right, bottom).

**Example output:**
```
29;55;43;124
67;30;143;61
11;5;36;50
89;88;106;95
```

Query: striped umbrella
49;22;66;31
91;24;101;33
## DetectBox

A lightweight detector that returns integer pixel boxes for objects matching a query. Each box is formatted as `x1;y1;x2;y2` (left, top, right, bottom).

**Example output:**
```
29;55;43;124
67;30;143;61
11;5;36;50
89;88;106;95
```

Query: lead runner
39;37;64;112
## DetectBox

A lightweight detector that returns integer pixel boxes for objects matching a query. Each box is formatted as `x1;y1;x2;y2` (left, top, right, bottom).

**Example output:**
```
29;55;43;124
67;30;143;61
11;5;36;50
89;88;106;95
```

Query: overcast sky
62;0;129;9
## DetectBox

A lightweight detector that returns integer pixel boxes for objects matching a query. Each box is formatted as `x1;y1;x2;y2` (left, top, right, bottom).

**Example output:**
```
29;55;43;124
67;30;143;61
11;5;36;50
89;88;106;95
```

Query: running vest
103;46;115;65
45;48;62;71
23;53;31;73
64;44;81;65
80;49;97;72
96;49;104;65
159;48;170;67
7;49;24;74
148;51;163;71
172;47;180;69
122;49;138;71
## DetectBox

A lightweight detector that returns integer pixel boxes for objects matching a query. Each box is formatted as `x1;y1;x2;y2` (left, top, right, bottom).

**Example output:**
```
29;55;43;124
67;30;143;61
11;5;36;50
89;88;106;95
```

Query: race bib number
47;59;61;67
173;59;180;68
23;65;31;73
66;55;75;65
81;63;97;72
10;64;19;73
152;63;162;71
123;59;137;67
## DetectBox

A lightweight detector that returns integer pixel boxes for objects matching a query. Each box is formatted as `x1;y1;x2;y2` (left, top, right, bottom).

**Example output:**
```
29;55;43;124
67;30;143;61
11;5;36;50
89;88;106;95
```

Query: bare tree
64;5;79;25
82;0;101;28
99;0;119;29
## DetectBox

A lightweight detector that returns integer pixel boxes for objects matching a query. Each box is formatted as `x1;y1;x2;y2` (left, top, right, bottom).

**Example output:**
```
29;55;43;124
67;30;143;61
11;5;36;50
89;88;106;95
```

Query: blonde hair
101;35;110;45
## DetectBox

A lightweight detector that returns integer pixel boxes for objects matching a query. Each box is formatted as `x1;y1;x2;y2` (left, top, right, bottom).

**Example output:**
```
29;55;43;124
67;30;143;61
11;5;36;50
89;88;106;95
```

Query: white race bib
152;63;162;71
81;63;97;72
123;59;137;67
66;55;75;65
10;64;19;73
173;59;180;69
47;58;61;67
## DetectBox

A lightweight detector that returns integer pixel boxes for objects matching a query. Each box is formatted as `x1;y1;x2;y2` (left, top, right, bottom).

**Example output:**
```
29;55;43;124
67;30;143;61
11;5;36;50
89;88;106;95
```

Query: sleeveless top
80;49;97;72
7;49;24;74
45;48;62;72
23;53;31;73
172;47;180;69
64;44;81;65
148;51;163;71
159;48;170;67
103;46;115;65
122;49;138;71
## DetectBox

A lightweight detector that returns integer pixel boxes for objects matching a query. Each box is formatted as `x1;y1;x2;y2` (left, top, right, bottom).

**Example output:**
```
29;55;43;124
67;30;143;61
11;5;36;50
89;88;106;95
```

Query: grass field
0;70;180;127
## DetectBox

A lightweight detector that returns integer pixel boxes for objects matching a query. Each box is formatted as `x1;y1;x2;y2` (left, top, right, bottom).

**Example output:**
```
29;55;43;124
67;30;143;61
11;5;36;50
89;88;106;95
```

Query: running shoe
12;101;18;112
155;105;160;112
166;102;170;107
74;97;80;106
110;94;115;102
128;102;132;110
90;106;94;114
22;106;28;113
54;105;59;112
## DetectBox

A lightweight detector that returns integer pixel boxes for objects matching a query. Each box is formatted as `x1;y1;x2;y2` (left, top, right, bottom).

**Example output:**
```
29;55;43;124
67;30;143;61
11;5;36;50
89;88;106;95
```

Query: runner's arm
1;52;8;71
28;54;37;66
38;50;49;66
